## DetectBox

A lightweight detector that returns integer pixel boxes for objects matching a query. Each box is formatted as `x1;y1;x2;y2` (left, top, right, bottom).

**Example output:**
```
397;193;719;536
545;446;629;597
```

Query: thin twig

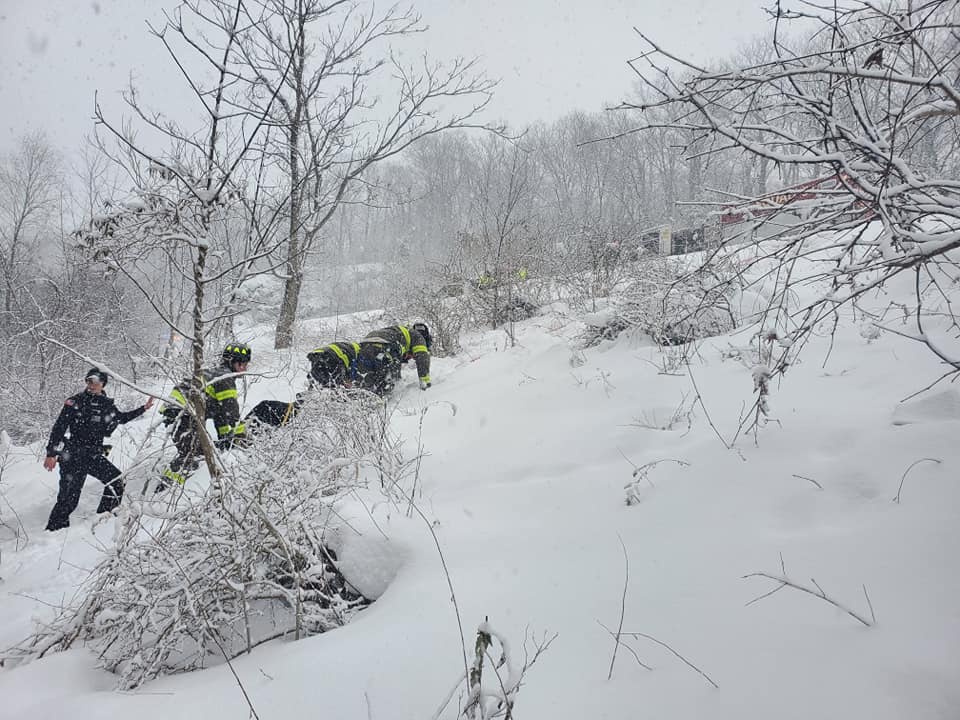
811;578;827;597
893;457;942;503
430;669;469;720
744;571;874;627
402;492;469;686
598;622;652;671
622;632;719;689
791;473;823;490
862;585;877;624
684;357;731;449
607;536;630;680
617;447;638;473
745;582;787;606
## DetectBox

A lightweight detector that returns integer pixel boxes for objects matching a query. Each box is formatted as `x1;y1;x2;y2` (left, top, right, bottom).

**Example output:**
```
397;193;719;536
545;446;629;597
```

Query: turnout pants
245;399;298;430
160;415;202;488
309;354;346;389
356;344;399;396
46;445;124;531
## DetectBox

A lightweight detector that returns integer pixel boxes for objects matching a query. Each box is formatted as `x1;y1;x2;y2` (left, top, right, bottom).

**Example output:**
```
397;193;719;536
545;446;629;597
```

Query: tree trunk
687;137;702;209
275;120;303;350
741;156;756;197
756;156;769;197
191;242;219;478
275;269;303;349
273;27;306;351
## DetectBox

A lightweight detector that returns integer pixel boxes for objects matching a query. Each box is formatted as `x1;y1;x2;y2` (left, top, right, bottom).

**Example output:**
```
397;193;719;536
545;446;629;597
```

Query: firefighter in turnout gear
357;323;432;395
157;343;250;490
42;368;154;531
307;341;360;389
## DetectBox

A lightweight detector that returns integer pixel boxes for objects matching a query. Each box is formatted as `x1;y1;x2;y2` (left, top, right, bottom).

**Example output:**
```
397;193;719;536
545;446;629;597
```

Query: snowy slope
1;272;959;719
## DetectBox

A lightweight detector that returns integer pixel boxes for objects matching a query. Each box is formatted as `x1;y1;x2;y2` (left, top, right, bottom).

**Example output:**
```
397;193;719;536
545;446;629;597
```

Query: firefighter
42;367;154;531
356;323;432;395
307;341;360;389
157;342;250;490
477;270;495;290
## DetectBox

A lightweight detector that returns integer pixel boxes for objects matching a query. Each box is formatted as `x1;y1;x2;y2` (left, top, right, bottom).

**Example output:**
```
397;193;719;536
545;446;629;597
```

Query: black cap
85;367;108;385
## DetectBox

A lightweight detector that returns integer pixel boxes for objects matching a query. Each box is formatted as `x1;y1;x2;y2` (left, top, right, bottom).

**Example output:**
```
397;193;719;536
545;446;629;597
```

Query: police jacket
46;390;146;457
162;361;245;438
361;325;431;383
307;341;360;384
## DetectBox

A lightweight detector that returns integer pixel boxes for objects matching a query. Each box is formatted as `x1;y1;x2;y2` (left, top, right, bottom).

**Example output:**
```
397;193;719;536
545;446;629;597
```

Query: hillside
1;266;959;719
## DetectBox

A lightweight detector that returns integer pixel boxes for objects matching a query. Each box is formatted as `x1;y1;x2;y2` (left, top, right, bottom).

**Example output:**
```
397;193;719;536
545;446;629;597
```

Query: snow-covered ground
1;250;959;719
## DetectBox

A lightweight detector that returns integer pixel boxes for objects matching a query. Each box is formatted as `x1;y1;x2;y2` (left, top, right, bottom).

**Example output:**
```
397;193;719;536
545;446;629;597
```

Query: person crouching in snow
356;322;432;395
307;341;360;390
42;367;154;531
238;340;363;433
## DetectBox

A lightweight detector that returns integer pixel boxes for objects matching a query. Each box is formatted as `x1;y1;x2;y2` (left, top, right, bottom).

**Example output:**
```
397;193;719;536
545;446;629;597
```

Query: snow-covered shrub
583;255;739;347
492;295;539;325
0;439;27;554
578;307;630;347
392;280;471;356
623;458;690;506
620;257;737;344
463;283;541;331
545;221;638;313
8;390;405;688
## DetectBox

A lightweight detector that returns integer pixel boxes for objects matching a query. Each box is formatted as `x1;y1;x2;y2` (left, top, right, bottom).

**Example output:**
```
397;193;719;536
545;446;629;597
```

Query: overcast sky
0;0;772;156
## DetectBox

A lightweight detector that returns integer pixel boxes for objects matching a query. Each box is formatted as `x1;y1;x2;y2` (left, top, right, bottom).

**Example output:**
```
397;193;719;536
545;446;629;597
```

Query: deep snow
1;269;959;719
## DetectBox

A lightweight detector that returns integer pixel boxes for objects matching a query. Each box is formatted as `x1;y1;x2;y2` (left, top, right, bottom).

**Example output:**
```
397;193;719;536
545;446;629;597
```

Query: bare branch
892;456;942;503
744;563;875;627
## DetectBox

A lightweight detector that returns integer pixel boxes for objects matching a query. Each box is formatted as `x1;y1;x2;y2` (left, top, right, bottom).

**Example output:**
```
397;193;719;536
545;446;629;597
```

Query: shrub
7;390;404;688
582;256;739;347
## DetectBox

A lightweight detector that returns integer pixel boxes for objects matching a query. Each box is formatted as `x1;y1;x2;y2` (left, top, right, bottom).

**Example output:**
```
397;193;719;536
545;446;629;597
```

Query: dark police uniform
45;391;146;530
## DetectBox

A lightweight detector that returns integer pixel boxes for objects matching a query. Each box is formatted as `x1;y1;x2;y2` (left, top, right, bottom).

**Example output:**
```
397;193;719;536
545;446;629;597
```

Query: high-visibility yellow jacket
361;325;431;383
307;341;360;387
161;361;244;438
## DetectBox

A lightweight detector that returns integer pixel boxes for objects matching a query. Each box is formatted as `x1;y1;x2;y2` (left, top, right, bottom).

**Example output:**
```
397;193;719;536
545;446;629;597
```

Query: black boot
45;516;69;532
96;480;124;514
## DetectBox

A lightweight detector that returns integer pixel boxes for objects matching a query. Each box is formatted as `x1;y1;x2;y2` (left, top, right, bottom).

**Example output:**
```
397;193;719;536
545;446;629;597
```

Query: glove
419;378;431;390
215;437;234;451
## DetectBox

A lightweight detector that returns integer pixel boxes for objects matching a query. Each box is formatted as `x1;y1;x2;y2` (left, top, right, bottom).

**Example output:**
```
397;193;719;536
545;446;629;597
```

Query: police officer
306;341;360;389
157;342;250;490
43;367;154;531
357;323;432;395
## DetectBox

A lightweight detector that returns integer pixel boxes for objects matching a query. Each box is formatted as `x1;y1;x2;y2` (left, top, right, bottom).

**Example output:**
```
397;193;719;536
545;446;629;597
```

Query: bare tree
0;133;61;316
76;0;294;475
617;0;960;388
71;137;123;223
0;134;120;441
230;0;497;349
465;134;543;335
